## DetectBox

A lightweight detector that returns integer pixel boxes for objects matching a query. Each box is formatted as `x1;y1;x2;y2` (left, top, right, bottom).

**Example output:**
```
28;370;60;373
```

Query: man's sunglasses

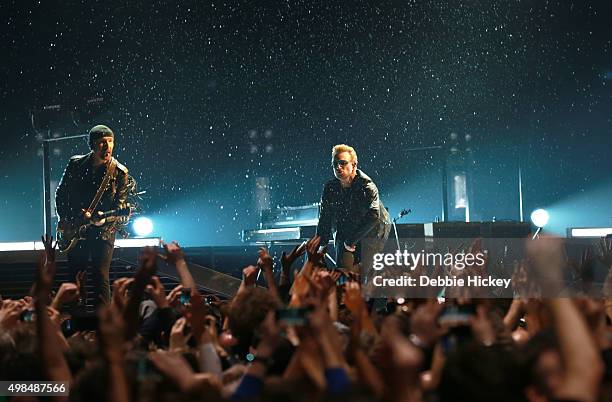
332;159;351;167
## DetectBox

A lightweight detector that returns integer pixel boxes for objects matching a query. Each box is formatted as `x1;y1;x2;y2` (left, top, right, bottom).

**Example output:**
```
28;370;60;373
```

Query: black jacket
55;152;129;242
316;169;391;247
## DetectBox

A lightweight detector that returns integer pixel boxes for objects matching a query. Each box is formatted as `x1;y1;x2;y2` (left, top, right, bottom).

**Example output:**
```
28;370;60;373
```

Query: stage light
530;209;549;228
133;217;154;236
0;242;39;251
569;227;612;238
115;238;161;248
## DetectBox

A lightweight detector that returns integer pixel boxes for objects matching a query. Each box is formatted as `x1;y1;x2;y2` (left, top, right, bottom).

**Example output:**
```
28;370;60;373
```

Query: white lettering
373;253;385;270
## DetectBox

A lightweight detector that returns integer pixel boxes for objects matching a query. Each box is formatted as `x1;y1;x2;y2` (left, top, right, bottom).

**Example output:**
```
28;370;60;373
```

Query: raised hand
311;270;337;299
344;281;366;315
34;241;72;385
409;300;445;348
123;247;158;339
166;284;184;307
41;234;56;265
98;304;130;402
162;241;197;291
0;300;24;329
35;248;56;299
162;241;186;265
137;247;158;277
258;247;281;302
112;277;134;311
149;350;222;394
598;237;612;269
46;305;62;327
344;281;376;335
572;247;595;285
511;260;530;296
169;317;189;352
52;282;80;310
281;242;307;272
328;270;342;285
306;235;327;267
469;304;496;346
525;236;566;292
242;265;259;287
467;238;488;277
146;276;168;308
257;247;274;271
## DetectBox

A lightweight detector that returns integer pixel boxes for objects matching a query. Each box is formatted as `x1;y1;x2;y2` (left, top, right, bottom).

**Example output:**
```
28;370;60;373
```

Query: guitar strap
86;158;117;213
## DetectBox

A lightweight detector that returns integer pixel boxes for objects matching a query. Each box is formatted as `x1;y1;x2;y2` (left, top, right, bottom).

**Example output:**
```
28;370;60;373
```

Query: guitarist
55;124;130;308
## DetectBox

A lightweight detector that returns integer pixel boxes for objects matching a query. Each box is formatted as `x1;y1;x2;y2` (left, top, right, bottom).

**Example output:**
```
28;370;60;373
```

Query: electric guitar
56;206;132;253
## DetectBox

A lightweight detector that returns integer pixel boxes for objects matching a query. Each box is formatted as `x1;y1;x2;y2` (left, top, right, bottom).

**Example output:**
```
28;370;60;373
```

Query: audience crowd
1;234;612;402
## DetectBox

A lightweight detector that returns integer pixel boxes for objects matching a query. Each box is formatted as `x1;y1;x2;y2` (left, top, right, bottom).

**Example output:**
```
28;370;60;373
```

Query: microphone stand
41;133;89;236
391;209;412;252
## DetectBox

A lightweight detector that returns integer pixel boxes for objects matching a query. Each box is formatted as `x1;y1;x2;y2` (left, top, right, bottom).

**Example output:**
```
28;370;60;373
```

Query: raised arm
123;247;157;339
281;242;306;276
258;247;281;303
163;241;197;291
35;235;71;401
231;312;281;400
308;302;350;394
527;237;604;402
99;304;130;402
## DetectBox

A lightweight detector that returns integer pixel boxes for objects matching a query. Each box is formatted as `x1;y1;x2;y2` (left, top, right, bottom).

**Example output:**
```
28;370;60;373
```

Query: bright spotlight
530;209;549;228
133;217;153;237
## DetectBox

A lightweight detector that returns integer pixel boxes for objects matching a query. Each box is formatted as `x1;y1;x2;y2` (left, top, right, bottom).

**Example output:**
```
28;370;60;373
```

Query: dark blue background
1;0;611;244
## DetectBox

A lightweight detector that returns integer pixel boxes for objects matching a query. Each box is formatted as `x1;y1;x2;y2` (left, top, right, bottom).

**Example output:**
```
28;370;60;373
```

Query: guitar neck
100;207;131;219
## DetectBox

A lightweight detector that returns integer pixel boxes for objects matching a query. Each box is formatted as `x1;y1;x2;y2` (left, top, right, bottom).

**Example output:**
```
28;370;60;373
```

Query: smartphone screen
438;304;476;326
20;309;35;322
180;288;192;305
275;307;311;326
441;325;473;355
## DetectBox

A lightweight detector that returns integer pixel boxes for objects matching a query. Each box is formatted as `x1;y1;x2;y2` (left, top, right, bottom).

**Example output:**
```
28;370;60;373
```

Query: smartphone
180;288;191;305
336;271;349;286
61;319;74;337
441;325;473;355
73;315;99;332
275;307;312;326
438;304;476;327
135;351;161;381
20;309;35;322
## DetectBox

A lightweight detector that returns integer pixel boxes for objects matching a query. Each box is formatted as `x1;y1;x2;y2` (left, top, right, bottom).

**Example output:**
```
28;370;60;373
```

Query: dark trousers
67;237;114;308
336;224;391;275
335;237;388;273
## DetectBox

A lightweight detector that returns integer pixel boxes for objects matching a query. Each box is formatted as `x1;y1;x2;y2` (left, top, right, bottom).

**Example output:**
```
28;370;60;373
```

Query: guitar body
56;207;132;253
56;220;87;253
